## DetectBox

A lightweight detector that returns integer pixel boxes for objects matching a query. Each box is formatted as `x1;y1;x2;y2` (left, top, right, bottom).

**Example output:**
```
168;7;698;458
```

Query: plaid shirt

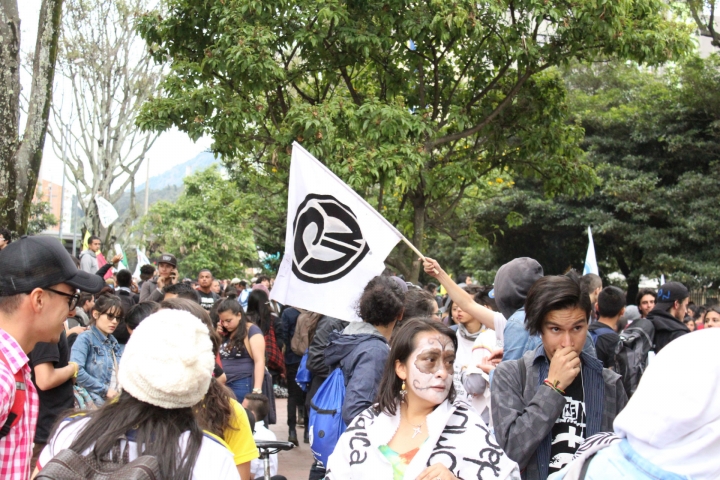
0;328;39;480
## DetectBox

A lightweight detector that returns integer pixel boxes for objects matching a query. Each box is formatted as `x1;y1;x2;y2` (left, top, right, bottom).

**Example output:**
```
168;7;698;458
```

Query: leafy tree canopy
464;56;720;301
137;0;692;281
137;166;257;278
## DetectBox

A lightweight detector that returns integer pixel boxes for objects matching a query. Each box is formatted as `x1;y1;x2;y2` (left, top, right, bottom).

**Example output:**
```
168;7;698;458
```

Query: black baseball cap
0;235;105;296
656;282;689;308
157;253;177;267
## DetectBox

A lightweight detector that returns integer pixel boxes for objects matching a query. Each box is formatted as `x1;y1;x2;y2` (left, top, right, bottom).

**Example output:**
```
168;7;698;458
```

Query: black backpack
616;317;655;398
37;436;160;480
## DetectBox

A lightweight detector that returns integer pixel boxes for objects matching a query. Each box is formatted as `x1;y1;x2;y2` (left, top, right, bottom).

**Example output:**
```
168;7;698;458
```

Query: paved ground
268;398;315;480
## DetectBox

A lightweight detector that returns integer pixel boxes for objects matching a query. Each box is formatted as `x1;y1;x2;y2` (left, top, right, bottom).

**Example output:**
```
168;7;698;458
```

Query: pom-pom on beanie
119;309;214;409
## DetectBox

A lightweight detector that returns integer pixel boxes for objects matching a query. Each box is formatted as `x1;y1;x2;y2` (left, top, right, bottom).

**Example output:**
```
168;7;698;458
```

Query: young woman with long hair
36;310;240;479
326;318;519;480
69;294;125;406
161;298;259;479
216;298;266;404
246;289;285;382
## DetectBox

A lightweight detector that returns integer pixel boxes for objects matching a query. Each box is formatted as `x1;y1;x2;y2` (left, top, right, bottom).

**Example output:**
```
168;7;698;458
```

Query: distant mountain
133;151;219;192
115;151;221;218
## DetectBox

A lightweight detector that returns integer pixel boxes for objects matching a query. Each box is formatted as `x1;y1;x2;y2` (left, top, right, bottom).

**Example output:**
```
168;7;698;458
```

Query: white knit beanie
118;309;214;409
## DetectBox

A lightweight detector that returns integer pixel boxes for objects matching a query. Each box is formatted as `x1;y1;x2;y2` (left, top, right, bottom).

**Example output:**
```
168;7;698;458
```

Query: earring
400;380;407;399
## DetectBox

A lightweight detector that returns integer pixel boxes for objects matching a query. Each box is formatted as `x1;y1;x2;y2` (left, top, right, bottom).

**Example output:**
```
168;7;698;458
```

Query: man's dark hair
458;272;472;283
473;285;497;311
357;275;406;327
424;282;438;294
579;273;602;295
243;393;269;423
256;275;270;284
197;269;212;279
163;282;200;303
140;264;156;275
0;228;11;244
116;269;132;288
125;301;160;331
238;280;247;288
525;274;591;336
598;286;626;318
635;288;656;305
78;292;94;309
694;305;707;321
89;235;101;244
403;289;437;320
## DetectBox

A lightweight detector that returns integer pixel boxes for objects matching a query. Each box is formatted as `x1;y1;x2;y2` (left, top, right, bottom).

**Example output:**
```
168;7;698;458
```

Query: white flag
95;196;119;228
583;226;599;275
114;243;129;270
270;143;403;322
133;247;152;279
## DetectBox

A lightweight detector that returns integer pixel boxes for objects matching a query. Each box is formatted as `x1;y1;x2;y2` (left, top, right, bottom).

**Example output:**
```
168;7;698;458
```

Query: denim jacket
70;325;122;405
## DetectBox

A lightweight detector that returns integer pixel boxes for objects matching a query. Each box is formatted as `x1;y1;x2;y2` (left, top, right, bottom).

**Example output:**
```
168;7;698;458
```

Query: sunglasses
45;288;80;310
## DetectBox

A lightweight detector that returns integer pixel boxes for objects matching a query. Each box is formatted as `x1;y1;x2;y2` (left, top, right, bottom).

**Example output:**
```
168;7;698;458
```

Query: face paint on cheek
407;336;455;404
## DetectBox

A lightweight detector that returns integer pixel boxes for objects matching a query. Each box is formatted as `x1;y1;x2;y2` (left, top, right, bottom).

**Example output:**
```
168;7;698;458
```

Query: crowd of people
0;231;718;480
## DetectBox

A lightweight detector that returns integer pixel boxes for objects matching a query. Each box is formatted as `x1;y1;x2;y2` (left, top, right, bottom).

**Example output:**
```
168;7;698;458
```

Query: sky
19;0;212;186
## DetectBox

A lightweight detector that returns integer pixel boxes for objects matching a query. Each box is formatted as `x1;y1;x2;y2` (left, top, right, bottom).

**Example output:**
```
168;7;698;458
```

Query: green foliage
469;57;720;300
27;202;58;235
137;166;257;278
137;0;692;280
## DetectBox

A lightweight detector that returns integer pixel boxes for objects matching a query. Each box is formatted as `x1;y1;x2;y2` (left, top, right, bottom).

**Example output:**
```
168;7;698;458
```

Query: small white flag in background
133;247;152;279
114;243;129;270
270;143;403;322
95;196;119;228
583;226;599;275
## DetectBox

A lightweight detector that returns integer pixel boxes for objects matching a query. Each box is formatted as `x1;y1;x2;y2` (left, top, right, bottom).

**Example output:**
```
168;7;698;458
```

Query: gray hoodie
79;250;98;275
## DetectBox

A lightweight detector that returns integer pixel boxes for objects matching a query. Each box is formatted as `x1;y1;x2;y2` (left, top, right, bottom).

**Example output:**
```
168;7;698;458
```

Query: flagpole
291;143;436;272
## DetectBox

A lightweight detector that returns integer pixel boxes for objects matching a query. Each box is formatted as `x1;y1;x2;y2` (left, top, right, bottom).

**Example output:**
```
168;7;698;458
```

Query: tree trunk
0;0;63;234
626;273;640;307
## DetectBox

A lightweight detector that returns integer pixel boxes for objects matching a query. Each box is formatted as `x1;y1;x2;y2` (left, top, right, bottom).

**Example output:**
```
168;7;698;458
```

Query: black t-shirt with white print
548;373;586;474
198;290;219;311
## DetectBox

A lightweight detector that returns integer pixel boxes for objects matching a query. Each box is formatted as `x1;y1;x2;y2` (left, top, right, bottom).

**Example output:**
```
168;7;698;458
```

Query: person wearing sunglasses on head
70;294;125;406
0;235;105;480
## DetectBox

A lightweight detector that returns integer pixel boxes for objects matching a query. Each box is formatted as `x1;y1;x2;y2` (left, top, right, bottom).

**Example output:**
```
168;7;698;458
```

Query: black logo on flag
292;194;369;284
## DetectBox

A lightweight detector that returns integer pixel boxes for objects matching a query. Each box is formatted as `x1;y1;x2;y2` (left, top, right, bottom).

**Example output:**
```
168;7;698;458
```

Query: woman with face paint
325;318;519;480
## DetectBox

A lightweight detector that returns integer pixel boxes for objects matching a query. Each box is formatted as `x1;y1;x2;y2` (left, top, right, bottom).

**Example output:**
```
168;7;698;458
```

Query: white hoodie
613;328;720;480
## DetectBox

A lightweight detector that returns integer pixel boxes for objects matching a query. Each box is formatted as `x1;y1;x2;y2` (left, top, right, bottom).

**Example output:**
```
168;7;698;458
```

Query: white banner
95;196;119;228
133;247;152;279
583;226;599;275
270;143;403;322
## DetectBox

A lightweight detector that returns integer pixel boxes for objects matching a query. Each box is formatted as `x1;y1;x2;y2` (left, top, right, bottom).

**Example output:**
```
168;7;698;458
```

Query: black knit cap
0;235;105;296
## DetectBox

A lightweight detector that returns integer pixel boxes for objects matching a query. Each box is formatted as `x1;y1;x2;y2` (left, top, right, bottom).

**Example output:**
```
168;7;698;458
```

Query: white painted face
406;331;455;405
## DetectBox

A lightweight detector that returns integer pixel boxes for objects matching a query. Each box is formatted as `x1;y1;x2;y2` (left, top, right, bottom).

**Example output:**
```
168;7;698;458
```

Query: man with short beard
197;269;219;311
0;236;104;479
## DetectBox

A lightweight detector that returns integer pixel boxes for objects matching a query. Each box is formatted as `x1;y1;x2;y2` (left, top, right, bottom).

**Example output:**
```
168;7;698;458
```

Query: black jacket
648;308;689;353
